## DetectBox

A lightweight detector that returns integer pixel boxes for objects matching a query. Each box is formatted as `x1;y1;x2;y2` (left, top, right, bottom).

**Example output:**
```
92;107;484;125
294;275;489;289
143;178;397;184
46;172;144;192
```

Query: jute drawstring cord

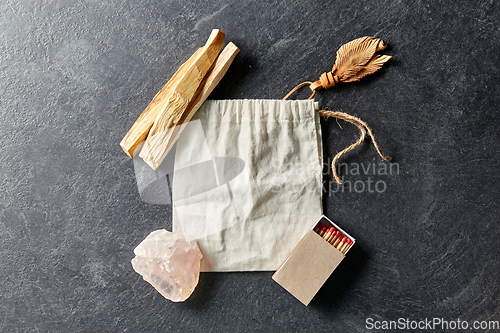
318;110;391;184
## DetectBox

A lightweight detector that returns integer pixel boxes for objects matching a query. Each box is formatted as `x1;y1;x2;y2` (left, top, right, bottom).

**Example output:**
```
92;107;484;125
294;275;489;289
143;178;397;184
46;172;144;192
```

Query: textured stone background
1;0;499;331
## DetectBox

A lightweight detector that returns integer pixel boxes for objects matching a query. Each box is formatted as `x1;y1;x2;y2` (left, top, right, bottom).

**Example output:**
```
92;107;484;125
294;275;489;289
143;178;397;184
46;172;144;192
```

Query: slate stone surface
1;0;499;332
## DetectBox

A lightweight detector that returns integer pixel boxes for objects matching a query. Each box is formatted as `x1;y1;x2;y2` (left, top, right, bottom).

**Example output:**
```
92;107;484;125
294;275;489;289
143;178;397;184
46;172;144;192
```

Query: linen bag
171;99;323;271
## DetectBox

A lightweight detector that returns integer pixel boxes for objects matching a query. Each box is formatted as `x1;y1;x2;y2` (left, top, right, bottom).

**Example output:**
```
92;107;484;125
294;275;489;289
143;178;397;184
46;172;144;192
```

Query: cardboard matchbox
272;215;355;306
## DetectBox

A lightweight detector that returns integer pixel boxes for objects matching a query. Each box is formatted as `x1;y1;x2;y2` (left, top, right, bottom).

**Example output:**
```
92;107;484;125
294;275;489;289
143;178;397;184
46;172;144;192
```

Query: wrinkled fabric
172;99;323;271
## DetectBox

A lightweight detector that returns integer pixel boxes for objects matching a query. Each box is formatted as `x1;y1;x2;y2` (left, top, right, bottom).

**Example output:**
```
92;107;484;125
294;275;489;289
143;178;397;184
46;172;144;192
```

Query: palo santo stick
139;29;225;169
161;42;240;156
120;47;203;158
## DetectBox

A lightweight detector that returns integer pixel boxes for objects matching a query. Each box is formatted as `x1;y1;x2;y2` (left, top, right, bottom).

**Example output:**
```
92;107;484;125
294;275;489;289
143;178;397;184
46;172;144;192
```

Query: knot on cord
310;72;340;92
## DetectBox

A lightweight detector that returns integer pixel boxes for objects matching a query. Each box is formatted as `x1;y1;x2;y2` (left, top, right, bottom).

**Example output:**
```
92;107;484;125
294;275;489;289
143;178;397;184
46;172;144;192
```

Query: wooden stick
160;42;240;157
120;47;203;158
120;29;225;159
139;30;225;169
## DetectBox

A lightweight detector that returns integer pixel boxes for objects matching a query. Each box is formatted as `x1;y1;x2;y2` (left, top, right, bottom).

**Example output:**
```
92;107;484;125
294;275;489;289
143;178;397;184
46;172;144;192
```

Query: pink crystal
131;229;203;302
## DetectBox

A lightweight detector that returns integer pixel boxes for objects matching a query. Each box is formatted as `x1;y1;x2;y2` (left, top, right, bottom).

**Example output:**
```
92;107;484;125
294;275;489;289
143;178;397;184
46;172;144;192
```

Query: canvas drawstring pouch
171;99;323;271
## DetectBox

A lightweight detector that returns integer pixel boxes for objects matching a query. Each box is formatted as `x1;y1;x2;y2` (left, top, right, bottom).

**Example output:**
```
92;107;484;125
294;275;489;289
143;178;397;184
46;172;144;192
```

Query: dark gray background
1;0;499;332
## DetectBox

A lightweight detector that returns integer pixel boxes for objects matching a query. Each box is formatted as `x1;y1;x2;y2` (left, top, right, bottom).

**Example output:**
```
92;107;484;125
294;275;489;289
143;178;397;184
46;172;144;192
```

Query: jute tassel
283;36;392;184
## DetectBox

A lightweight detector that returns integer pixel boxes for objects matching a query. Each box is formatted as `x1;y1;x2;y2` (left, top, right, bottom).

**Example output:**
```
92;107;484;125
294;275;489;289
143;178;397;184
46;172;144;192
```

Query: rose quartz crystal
131;229;203;302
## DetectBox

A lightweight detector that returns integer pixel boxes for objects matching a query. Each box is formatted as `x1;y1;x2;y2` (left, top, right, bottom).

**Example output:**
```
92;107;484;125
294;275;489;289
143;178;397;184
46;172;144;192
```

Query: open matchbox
272;215;355;306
